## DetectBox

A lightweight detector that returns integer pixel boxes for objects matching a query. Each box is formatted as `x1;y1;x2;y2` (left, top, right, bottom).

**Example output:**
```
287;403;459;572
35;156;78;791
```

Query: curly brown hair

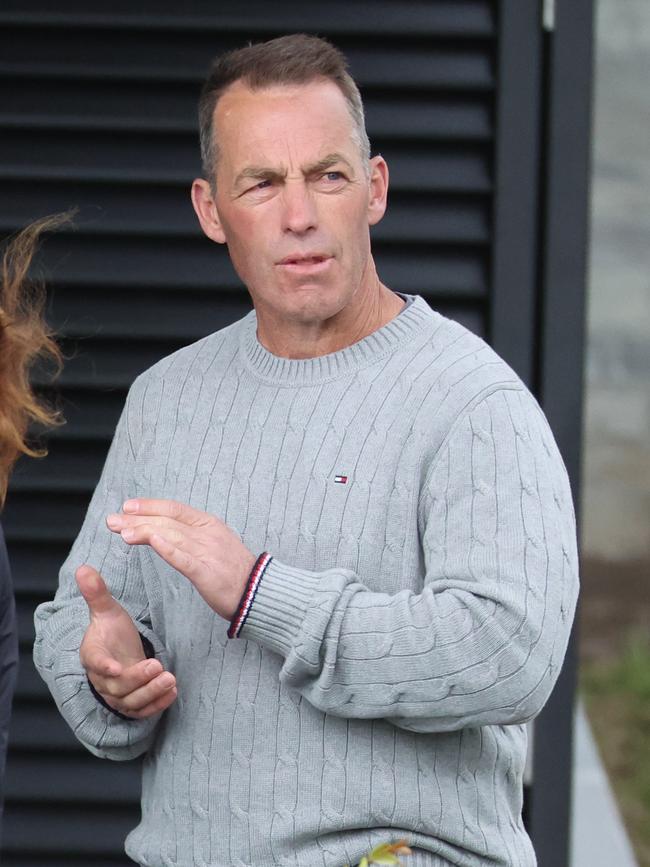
0;212;74;510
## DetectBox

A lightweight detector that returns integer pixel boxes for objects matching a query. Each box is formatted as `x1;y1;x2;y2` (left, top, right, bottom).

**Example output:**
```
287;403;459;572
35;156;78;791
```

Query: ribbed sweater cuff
237;557;321;657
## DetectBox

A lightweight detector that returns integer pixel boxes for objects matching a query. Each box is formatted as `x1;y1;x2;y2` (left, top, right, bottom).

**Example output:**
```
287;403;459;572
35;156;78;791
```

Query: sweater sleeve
239;387;580;732
33;379;171;760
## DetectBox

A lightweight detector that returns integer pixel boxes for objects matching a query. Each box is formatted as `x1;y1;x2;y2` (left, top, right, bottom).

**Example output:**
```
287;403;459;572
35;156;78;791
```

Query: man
34;34;579;867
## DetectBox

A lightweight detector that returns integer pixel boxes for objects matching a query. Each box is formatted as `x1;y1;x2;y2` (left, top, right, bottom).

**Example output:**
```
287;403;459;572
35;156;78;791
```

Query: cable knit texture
33;293;579;867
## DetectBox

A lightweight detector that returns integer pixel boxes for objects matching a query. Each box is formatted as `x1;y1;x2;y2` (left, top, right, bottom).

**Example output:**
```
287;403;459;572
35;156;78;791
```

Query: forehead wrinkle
234;151;355;188
235;165;286;185
305;152;356;177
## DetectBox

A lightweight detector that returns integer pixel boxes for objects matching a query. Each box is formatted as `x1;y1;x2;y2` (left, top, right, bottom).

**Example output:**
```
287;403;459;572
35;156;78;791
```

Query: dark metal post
529;0;594;864
490;0;543;389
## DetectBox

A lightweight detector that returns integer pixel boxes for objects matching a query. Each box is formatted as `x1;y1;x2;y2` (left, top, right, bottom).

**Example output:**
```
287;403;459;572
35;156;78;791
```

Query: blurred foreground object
0;211;72;839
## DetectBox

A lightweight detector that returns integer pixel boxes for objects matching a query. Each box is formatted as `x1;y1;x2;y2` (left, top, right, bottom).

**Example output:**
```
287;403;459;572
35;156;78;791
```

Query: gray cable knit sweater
33;292;579;867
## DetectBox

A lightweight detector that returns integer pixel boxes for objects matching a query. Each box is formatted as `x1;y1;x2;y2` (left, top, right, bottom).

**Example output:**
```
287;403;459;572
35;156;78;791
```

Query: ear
191;177;227;244
367;155;389;227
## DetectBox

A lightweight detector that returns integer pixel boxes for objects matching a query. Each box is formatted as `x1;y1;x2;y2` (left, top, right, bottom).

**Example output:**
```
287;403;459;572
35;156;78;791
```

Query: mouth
276;254;334;276
278;254;331;266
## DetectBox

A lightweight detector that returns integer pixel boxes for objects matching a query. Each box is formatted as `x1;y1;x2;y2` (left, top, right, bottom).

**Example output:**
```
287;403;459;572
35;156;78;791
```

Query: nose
280;179;317;235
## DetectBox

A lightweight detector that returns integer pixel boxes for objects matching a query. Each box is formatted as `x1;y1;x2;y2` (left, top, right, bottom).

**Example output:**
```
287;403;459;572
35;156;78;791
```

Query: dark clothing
0;521;19;838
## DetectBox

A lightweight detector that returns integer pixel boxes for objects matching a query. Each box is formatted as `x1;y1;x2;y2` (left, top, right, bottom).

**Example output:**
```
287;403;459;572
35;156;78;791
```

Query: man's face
195;78;387;326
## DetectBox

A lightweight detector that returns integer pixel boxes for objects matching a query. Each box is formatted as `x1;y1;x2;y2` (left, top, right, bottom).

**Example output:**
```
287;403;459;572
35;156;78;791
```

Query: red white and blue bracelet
227;551;273;639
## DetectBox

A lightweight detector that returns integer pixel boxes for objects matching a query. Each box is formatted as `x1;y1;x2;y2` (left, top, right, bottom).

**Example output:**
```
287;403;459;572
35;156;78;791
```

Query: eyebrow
233;152;355;189
306;153;356;177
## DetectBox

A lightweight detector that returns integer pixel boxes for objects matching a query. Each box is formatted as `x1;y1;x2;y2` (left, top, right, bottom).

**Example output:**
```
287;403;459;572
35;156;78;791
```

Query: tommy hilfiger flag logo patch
334;475;348;484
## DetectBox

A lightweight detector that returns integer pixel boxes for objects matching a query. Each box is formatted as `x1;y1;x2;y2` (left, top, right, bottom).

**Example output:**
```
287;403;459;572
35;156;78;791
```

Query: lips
278;254;330;265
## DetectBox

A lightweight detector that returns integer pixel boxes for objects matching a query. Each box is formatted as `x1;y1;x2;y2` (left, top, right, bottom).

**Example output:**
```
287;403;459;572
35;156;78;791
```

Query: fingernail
121;528;135;541
159;673;174;688
123;499;138;512
106;514;120;528
145;661;159;675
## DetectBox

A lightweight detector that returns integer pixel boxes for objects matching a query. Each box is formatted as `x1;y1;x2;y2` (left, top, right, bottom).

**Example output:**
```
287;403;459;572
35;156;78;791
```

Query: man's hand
105;499;257;621
76;564;177;719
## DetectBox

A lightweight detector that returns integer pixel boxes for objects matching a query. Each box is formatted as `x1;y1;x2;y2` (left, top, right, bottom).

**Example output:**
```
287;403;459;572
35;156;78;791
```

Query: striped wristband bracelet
227;551;273;639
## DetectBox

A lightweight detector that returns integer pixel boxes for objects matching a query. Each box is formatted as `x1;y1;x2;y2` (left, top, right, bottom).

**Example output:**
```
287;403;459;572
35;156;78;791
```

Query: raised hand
105;499;257;621
75;564;177;719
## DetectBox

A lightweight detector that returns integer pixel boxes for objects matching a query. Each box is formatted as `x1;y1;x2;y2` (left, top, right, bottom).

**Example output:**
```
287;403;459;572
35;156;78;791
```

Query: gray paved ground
571;701;638;867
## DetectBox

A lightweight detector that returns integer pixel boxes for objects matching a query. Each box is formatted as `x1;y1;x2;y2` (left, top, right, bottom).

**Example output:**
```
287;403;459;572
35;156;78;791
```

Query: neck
254;277;406;360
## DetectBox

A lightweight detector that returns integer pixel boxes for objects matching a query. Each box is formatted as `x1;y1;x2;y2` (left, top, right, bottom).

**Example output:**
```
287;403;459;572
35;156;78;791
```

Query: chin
291;293;350;324
266;283;344;319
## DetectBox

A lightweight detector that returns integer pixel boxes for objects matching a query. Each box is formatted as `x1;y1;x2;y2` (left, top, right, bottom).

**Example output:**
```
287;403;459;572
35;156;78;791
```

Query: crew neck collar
239;293;439;386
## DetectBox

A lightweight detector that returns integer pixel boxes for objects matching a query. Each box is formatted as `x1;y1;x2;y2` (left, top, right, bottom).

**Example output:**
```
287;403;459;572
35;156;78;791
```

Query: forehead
213;79;358;168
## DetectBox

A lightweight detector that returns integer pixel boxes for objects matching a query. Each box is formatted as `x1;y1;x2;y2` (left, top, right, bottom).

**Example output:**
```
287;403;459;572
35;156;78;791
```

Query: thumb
76;564;119;618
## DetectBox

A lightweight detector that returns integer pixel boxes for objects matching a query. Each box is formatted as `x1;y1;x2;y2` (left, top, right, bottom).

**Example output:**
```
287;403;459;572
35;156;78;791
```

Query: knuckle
119;694;137;712
102;681;120;698
120;705;142;719
170;501;182;518
139;707;159;720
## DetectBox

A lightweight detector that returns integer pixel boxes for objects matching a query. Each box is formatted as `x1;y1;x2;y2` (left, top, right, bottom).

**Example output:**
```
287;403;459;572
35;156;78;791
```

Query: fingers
122;683;178;720
88;660;178;720
121;498;210;527
108;520;187;549
87;657;163;697
106;513;181;533
110;670;177;718
75;565;119;618
106;520;200;582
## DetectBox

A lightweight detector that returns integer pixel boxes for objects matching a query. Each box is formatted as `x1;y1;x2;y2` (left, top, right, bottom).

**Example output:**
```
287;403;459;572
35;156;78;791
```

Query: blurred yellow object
346;839;413;867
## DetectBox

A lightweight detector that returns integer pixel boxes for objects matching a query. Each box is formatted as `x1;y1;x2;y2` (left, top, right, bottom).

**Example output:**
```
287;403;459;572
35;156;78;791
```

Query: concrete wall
581;0;650;562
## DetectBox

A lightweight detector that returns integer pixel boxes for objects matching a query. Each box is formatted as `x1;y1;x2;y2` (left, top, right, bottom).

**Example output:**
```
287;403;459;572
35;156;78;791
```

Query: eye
315;170;347;189
243;179;273;195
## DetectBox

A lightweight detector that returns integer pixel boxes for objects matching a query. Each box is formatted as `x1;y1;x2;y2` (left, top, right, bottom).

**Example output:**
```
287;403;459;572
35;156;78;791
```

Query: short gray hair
198;34;371;181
